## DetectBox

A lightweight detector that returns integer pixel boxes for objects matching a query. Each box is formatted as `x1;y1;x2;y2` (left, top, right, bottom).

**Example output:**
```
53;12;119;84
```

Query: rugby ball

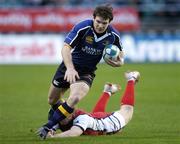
103;44;120;61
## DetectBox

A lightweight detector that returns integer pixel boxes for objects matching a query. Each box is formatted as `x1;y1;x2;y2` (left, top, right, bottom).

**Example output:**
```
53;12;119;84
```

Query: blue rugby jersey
64;19;123;72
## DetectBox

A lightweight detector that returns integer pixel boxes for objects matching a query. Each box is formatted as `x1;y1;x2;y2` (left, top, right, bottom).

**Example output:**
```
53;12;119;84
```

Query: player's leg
46;82;89;135
48;84;66;106
92;83;121;113
42;82;89;130
117;71;140;125
67;82;90;107
37;65;70;139
37;74;94;139
51;82;89;123
47;84;67;120
47;64;71;120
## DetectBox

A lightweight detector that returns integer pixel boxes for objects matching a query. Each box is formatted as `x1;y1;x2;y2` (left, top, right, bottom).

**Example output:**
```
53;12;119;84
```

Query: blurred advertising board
0;34;179;64
123;34;180;63
0;7;139;33
0;34;63;64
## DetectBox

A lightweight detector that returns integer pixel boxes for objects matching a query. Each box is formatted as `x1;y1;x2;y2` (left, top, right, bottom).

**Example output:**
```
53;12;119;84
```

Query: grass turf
0;63;180;144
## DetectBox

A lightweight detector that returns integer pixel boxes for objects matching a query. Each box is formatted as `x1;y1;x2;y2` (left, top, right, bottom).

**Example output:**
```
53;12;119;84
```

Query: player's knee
67;94;81;107
125;111;133;123
68;84;89;107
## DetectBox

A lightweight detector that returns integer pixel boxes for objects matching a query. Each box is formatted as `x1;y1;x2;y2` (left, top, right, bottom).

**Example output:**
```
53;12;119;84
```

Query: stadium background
0;1;180;144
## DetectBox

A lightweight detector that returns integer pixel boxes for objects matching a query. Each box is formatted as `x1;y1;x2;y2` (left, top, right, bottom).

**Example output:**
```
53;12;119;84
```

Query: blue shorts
52;63;95;88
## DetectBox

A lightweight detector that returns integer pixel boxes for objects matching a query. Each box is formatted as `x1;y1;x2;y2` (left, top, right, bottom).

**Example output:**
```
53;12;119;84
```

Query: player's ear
93;16;96;21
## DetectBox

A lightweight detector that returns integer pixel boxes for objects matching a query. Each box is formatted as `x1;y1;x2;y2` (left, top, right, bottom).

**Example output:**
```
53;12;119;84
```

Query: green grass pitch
0;63;180;144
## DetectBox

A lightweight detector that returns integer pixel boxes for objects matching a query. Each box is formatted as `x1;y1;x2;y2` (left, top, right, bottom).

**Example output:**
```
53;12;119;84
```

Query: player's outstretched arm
48;126;83;138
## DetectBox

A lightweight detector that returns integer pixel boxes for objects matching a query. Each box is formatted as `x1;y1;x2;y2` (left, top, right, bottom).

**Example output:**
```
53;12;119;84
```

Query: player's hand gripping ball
103;44;120;62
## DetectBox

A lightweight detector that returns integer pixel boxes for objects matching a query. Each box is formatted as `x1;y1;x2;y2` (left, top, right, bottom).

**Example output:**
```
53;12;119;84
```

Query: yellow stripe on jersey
58;105;70;117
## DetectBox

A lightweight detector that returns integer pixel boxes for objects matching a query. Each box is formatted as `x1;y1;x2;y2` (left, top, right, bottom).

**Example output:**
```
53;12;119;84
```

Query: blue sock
48;101;62;120
52;101;62;110
44;102;74;129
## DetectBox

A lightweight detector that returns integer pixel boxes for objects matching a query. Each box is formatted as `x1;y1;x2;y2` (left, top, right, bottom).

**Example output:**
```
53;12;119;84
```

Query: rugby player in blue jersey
37;4;124;139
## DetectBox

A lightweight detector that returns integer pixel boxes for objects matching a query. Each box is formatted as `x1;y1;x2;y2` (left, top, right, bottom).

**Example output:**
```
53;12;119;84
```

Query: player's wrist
66;65;75;70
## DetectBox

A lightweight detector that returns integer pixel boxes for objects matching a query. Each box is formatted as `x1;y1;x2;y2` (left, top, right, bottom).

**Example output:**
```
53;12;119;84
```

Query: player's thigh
117;105;134;124
67;82;90;107
48;84;68;104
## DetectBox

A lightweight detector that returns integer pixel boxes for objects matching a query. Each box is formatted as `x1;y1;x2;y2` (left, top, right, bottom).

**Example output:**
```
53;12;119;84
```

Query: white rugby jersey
73;112;125;135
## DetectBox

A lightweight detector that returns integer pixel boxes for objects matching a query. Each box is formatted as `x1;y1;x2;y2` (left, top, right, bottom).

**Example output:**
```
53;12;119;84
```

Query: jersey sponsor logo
82;46;102;55
85;36;93;44
53;80;59;86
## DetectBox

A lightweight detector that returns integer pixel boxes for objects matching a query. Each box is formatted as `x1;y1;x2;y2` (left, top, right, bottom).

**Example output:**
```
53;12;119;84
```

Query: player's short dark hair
93;4;113;22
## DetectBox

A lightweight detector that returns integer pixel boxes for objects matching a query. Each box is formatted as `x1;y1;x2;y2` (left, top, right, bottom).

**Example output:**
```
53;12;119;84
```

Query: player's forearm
53;131;79;138
61;43;74;69
52;131;73;138
50;126;83;138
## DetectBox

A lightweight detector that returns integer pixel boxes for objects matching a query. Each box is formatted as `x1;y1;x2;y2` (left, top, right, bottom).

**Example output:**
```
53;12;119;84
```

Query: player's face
93;16;110;34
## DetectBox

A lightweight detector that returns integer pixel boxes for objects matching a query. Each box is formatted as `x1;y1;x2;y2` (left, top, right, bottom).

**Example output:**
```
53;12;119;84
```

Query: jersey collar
91;28;111;42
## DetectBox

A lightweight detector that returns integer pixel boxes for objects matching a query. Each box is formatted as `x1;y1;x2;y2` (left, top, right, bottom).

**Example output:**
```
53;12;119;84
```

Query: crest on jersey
86;36;93;44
